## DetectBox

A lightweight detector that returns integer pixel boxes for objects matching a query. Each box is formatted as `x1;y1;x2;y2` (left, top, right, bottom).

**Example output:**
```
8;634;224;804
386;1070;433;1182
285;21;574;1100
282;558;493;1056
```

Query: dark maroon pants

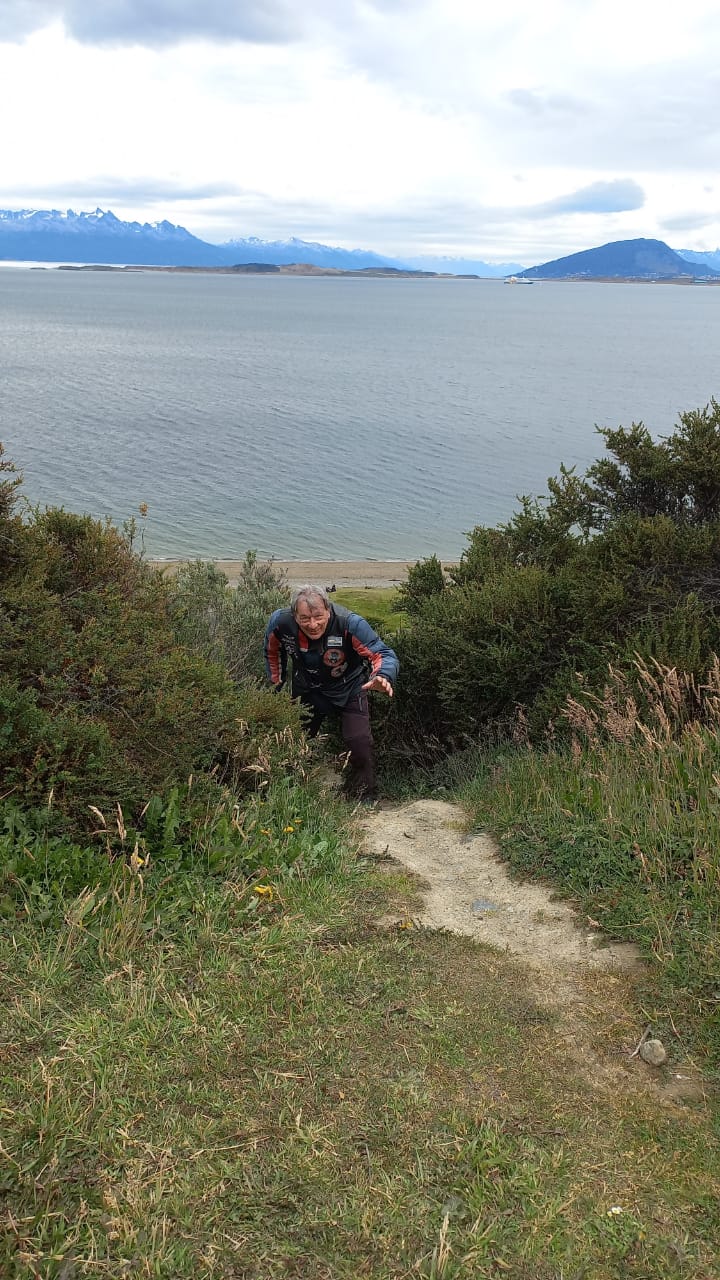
299;689;375;797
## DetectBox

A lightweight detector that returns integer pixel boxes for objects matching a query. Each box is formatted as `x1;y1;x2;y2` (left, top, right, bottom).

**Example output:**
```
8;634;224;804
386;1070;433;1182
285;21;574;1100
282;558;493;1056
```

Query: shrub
396;554;446;616
0;463;302;843
168;552;287;684
388;402;720;755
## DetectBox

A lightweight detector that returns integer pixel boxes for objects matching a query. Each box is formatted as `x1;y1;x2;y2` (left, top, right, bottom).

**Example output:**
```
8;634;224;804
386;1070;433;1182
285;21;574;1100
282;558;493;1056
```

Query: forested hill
520;237;720;280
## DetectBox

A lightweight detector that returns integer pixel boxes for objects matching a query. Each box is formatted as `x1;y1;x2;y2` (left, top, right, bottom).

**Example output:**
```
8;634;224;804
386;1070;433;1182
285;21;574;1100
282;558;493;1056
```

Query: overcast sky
1;0;719;264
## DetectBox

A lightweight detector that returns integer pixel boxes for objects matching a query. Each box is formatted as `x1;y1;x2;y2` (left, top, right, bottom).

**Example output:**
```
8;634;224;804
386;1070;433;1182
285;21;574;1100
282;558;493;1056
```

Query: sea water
1;267;718;561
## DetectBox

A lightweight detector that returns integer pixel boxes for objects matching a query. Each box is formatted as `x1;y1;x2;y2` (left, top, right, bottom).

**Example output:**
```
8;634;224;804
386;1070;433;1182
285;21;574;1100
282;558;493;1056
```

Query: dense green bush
0;457;302;857
395;553;446;616
386;402;720;758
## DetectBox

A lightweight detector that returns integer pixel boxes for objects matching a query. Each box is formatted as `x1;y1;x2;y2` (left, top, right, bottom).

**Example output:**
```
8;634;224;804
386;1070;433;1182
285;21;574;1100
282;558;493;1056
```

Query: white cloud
0;0;299;45
1;2;719;262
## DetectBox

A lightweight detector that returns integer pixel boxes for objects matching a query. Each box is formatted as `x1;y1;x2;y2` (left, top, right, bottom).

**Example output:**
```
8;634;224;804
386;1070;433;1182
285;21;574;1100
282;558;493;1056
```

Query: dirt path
362;799;704;1103
363;799;642;974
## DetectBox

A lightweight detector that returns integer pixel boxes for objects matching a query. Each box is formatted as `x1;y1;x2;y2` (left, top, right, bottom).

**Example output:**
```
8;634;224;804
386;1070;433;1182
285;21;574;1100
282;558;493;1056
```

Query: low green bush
0;758;342;914
395;554;445;617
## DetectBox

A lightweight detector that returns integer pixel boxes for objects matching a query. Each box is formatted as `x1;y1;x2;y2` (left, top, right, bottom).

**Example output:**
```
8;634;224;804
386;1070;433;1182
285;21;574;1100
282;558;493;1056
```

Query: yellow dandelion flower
129;844;146;871
254;884;274;899
283;825;294;833
260;828;271;836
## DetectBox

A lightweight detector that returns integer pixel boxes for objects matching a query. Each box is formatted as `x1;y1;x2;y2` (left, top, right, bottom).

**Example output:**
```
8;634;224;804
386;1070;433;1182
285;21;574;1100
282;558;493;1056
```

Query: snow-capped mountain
0;207;526;274
676;247;720;272
223;237;525;275
399;253;525;277
220;234;397;270
0;208;195;240
0;207;231;266
0;209;401;269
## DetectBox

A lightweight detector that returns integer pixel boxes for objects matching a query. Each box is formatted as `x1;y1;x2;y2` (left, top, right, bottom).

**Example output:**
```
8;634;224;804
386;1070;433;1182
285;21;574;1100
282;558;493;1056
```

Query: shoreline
153;558;431;589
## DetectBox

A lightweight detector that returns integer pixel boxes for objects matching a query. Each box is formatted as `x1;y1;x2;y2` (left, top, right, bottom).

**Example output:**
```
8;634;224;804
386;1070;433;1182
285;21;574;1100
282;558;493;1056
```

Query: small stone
639;1038;667;1066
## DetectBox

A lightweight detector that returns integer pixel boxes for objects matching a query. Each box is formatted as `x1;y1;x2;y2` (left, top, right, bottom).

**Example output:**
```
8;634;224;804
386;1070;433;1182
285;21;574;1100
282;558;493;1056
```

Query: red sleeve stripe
267;631;283;684
351;635;382;674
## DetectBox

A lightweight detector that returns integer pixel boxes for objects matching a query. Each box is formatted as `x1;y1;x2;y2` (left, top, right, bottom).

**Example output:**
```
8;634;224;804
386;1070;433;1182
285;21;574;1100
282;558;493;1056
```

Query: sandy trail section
362;798;642;976
358;793;712;1105
361;799;707;1101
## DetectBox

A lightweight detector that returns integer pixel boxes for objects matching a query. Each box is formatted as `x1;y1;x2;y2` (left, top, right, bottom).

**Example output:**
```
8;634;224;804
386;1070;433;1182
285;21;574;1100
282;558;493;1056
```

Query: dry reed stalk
633;656;701;734
563;653;720;749
562;696;599;744
600;680;638;743
512;705;530;746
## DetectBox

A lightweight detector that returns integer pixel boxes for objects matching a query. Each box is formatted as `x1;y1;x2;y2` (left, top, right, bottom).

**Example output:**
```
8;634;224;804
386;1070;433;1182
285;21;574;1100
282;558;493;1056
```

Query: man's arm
264;610;287;687
346;612;399;696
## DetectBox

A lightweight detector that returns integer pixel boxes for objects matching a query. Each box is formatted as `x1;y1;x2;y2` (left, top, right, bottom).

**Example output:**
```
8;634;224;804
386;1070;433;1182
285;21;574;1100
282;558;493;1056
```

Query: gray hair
291;584;331;613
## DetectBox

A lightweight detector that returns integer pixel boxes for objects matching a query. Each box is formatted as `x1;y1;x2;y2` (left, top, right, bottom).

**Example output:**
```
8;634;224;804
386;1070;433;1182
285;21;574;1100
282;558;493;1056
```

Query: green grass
458;722;720;1075
332;587;407;633
1;790;719;1278
8;424;720;1275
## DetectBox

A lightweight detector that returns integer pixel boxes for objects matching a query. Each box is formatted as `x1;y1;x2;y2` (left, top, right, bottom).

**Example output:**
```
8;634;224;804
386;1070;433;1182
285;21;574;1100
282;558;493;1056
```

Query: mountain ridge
1;210;716;279
519;237;720;280
0;207;519;275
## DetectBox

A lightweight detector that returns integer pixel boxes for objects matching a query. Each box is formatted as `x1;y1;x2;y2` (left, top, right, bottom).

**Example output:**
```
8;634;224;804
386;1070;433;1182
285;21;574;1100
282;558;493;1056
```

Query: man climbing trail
264;584;398;802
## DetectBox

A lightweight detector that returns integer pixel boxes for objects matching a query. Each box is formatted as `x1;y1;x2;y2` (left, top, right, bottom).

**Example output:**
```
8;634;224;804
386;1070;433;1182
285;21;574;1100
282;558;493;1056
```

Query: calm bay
1;267;719;562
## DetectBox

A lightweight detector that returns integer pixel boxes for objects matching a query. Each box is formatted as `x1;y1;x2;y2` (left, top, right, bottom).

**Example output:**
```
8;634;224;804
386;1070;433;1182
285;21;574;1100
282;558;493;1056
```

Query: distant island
55;262;480;279
518;237;720;282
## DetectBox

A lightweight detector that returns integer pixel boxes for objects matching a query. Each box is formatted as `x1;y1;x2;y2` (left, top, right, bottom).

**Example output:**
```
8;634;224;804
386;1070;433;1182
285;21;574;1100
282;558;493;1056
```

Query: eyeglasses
295;612;327;625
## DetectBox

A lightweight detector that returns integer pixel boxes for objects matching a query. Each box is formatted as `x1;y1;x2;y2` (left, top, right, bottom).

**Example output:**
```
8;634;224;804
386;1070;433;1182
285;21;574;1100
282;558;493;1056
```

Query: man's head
291;585;331;639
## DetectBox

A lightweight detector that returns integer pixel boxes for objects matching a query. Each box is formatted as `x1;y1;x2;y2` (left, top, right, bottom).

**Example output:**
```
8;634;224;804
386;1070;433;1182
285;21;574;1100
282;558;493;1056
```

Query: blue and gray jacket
264;604;399;706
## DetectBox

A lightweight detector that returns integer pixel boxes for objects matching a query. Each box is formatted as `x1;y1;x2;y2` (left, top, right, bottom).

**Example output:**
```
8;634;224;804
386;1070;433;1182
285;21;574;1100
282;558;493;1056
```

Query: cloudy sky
1;0;719;264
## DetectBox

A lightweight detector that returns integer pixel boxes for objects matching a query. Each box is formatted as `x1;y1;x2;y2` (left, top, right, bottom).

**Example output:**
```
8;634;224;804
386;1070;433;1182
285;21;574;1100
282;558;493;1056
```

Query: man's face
294;598;331;639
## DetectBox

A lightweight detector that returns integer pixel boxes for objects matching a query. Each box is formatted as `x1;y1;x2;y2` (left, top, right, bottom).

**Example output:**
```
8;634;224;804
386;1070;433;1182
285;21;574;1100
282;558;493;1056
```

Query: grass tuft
461;657;720;1072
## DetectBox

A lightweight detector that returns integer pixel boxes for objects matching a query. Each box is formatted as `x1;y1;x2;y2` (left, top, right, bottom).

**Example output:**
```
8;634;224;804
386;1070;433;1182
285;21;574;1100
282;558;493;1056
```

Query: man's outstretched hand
362;674;394;697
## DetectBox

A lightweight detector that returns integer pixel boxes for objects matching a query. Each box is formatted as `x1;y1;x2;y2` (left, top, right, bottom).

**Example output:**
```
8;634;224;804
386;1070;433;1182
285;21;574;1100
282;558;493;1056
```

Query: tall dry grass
462;656;720;1069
